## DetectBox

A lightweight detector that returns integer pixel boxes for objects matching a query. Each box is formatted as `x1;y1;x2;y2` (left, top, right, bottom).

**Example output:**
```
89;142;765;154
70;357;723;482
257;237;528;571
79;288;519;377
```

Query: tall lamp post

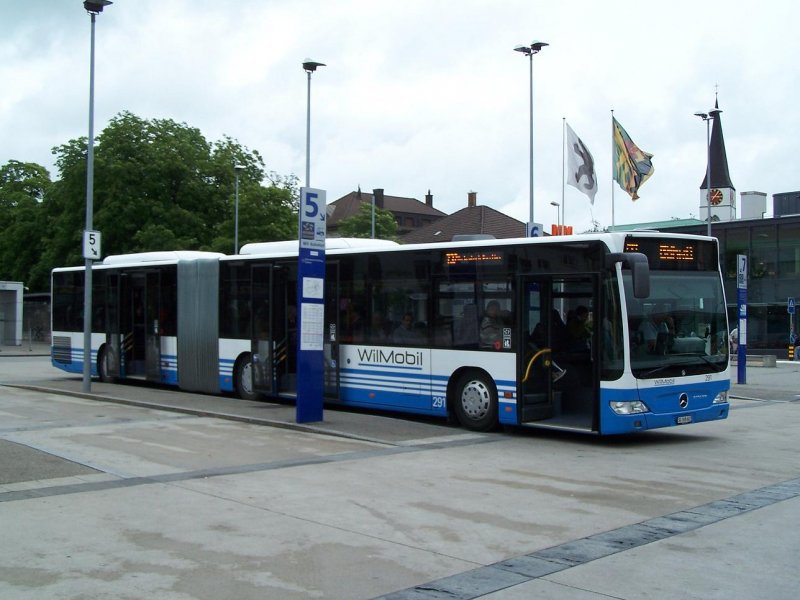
694;108;721;237
514;41;548;226
302;59;325;187
82;0;112;393
233;164;244;254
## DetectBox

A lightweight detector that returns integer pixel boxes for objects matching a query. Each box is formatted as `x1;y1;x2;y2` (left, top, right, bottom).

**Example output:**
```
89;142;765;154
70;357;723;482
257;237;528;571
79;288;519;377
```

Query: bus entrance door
251;265;275;396
521;276;598;431
520;279;558;421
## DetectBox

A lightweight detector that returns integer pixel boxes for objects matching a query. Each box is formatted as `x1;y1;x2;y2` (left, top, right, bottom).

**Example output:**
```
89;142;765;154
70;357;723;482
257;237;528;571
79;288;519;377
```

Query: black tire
234;353;261;401
452;371;498;432
97;345;114;383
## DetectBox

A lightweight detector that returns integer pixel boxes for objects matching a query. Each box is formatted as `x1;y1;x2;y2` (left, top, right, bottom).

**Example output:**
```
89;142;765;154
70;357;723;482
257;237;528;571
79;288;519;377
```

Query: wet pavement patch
0;439;100;485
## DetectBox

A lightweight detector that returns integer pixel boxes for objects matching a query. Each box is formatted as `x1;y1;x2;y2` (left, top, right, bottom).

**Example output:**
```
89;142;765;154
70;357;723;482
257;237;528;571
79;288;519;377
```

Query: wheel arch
447;365;500;431
233;350;261;401
96;342;114;383
447;366;499;422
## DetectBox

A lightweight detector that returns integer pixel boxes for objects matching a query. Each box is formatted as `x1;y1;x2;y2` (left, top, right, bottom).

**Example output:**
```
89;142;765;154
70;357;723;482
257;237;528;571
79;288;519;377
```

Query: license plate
676;415;693;425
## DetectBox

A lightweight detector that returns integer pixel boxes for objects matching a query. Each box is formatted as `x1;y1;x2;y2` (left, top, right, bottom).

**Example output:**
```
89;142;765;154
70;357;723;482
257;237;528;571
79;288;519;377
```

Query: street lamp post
233;164;244;254
514;41;548;226
550;200;561;234
82;0;112;393
695;108;721;237
302;59;325;187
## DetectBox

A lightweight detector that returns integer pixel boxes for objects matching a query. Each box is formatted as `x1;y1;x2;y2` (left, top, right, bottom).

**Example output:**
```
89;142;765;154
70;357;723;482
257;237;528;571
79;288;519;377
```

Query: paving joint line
374;476;800;600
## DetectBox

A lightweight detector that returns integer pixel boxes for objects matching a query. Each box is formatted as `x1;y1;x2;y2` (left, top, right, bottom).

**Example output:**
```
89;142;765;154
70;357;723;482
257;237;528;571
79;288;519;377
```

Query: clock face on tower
709;189;723;205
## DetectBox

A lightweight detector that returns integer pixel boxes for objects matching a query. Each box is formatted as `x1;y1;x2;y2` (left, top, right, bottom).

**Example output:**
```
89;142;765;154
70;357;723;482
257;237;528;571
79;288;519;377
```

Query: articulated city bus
51;232;731;434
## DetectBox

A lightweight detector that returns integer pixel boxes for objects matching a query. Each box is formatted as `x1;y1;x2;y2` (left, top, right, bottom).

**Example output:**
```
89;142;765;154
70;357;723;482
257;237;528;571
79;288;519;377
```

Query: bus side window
453;304;479;348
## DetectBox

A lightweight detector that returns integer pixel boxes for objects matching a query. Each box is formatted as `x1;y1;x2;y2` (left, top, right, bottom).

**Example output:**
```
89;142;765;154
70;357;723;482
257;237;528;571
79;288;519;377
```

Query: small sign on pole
527;222;543;238
788;297;796;315
83;230;101;260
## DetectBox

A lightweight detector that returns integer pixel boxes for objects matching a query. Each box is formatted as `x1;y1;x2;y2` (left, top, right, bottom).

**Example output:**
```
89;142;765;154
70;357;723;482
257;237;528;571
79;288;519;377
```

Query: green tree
208;138;299;253
336;203;398;240
40;111;299;275
0;160;52;290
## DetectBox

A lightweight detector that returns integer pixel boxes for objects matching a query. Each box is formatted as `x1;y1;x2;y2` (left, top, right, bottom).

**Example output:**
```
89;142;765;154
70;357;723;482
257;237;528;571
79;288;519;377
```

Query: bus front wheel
234;353;261;401
453;371;498;432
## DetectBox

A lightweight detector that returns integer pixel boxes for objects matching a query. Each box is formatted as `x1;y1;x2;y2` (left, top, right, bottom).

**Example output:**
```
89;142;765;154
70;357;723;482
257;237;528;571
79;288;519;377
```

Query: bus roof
239;238;399;257
102;251;225;266
52;231;715;272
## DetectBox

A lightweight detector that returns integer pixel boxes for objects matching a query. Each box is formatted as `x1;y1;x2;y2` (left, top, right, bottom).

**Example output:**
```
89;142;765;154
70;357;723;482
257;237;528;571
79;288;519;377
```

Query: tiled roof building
400;192;526;244
327;188;446;237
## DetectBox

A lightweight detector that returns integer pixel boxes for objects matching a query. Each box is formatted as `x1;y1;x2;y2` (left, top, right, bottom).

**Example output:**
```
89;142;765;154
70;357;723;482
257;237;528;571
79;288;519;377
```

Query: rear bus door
104;272;121;378
145;270;162;382
324;262;340;399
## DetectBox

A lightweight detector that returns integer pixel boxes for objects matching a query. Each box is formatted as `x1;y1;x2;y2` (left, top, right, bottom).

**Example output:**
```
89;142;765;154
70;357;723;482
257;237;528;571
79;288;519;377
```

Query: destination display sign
444;250;504;268
624;237;715;271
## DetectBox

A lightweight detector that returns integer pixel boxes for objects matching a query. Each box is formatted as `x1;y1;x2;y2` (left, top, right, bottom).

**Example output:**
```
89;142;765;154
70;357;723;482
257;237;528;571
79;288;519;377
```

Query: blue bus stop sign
296;187;326;423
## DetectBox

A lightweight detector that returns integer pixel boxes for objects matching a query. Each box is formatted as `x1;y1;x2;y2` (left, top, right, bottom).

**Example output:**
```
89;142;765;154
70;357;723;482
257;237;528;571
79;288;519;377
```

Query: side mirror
606;252;650;298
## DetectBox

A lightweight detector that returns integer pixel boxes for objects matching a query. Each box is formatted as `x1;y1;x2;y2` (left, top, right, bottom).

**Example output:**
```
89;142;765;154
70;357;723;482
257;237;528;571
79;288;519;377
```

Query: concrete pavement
1;348;799;599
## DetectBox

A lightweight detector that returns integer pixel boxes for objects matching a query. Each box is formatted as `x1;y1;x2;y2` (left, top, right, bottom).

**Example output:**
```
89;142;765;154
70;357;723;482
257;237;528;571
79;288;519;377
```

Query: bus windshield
624;270;728;378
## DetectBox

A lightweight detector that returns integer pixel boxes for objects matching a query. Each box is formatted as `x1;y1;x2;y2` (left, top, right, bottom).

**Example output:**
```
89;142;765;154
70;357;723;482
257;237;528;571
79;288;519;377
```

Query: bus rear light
610;400;649;415
712;391;728;404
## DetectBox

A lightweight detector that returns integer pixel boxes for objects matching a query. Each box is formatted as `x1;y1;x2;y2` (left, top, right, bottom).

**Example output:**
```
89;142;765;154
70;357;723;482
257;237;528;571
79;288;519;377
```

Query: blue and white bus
51;232;731;434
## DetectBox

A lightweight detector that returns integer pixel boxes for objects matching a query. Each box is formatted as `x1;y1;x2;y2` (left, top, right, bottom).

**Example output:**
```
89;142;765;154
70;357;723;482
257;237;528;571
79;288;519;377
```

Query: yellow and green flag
613;117;654;200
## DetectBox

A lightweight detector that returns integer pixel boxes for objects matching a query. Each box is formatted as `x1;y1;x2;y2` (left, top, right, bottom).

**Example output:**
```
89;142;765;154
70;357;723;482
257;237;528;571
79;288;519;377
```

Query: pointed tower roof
700;97;735;190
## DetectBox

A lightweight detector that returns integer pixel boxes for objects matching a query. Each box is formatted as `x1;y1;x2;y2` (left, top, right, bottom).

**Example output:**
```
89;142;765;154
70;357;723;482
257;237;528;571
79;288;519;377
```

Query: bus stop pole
736;255;747;385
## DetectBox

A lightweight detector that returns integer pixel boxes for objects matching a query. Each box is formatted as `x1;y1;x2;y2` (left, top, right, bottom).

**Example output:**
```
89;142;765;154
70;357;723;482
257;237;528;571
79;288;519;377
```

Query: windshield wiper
636;356;723;378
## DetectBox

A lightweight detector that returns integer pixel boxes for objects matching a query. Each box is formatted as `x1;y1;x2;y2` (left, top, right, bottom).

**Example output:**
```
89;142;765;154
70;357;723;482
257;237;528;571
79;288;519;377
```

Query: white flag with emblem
566;123;597;204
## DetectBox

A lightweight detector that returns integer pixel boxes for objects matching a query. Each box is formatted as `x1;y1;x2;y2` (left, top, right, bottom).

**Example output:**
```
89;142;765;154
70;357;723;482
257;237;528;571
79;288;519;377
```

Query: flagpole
610;109;615;227
561;117;566;234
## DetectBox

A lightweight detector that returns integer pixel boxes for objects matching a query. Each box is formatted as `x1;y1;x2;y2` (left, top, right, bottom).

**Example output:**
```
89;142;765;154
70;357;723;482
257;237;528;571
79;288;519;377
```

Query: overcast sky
3;0;799;234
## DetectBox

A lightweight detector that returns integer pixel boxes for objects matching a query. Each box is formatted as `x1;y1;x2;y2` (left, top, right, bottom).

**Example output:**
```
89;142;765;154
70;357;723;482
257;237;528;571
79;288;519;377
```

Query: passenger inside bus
393;312;422;344
342;304;365;343
566;305;592;351
531;309;567;352
368;311;390;343
480;300;504;348
638;306;675;353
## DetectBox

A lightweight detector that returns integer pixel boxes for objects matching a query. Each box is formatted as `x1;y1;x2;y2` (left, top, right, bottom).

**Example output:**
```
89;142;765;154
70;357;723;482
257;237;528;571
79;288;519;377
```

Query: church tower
699;96;735;222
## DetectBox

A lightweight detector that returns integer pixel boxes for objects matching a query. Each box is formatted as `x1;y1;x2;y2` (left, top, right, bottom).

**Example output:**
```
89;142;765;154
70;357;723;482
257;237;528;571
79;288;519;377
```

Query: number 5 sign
299;188;326;251
83;230;102;260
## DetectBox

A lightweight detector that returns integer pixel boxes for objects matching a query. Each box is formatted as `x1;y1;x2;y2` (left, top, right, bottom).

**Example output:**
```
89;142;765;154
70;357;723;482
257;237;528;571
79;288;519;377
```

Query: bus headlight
712;391;728;404
610;400;649;415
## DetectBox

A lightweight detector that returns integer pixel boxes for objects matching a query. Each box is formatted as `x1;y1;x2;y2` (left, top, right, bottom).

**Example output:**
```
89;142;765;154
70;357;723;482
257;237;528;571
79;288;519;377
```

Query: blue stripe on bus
354;362;424;371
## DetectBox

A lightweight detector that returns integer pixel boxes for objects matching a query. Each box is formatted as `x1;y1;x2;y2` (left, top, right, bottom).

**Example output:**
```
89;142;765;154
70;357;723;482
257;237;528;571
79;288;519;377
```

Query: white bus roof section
102;251;224;266
239;238;398;256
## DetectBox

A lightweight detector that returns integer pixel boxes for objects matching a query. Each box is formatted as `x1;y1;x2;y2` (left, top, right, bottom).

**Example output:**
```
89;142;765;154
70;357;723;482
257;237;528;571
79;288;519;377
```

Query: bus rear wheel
235;353;260;401
97;345;114;383
453;371;498;432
